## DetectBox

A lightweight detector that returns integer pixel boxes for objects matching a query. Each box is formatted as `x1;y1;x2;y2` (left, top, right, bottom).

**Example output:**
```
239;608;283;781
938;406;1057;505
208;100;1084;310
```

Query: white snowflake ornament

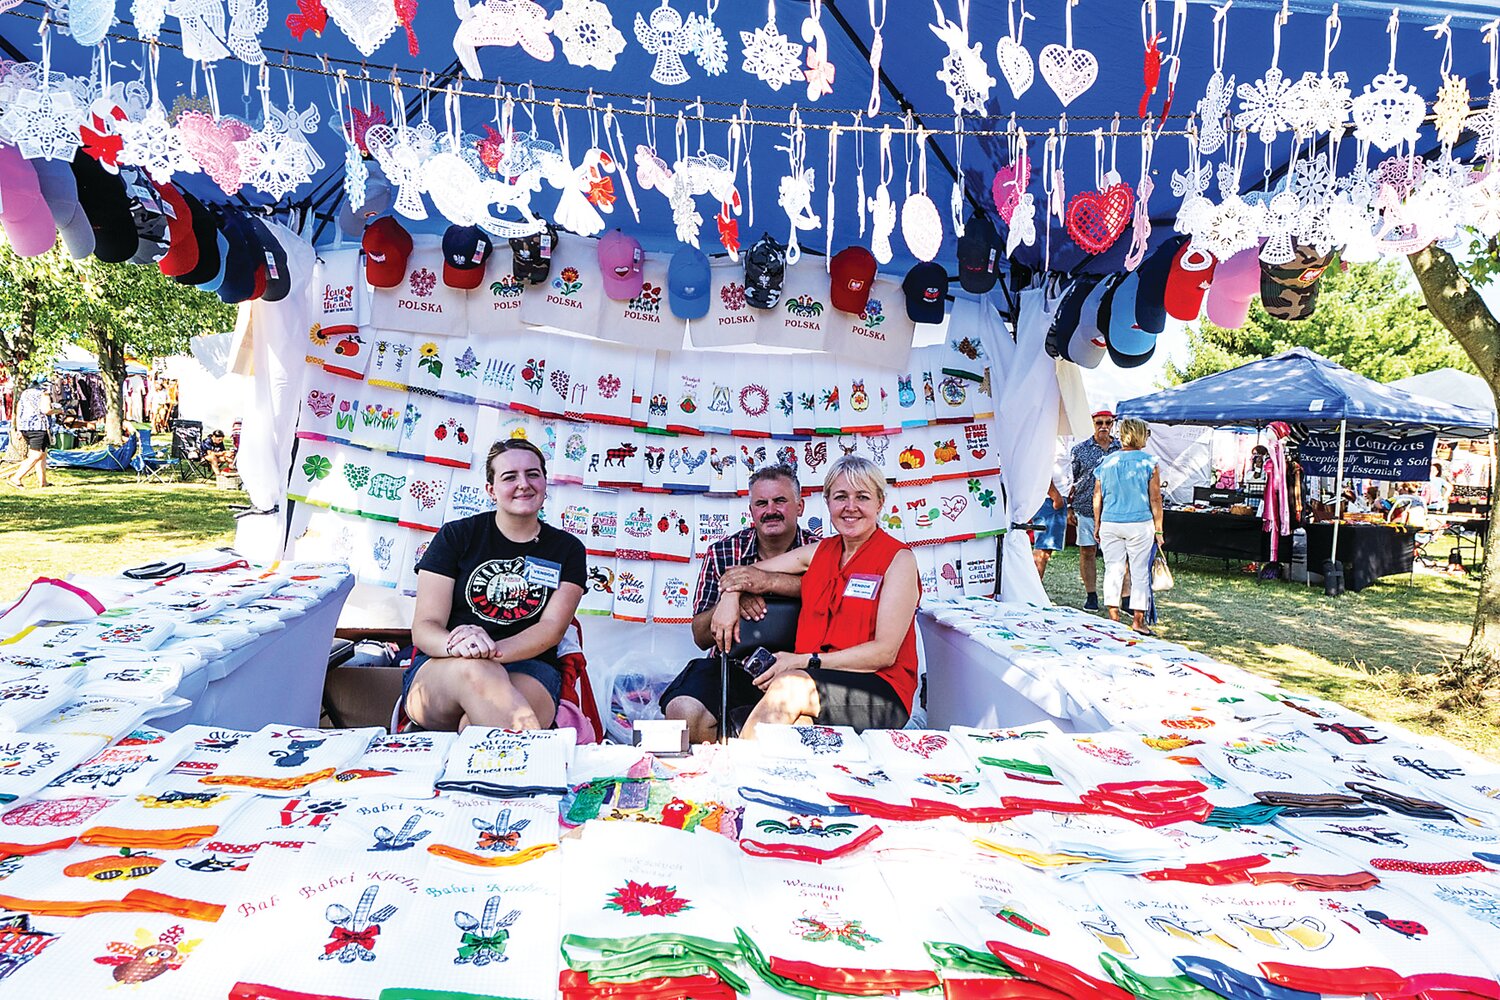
1432;75;1470;149
635;1;694;86
740;2;802;92
1465;170;1500;239
686;7;728;76
1237;67;1300;145
133;0;167;37
1287;71;1350;138
0;77;87;161
931;0;994;115
553;0;625;71
246;102;324;200
117;100;199;183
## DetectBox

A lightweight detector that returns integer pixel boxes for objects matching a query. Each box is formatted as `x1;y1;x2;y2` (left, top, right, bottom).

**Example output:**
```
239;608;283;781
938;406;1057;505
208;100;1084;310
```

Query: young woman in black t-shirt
402;439;587;731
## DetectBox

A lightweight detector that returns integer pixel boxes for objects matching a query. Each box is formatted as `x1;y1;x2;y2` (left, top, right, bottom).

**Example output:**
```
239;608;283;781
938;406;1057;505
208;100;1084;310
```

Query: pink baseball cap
598;229;644;300
0;145;57;258
1204;245;1262;329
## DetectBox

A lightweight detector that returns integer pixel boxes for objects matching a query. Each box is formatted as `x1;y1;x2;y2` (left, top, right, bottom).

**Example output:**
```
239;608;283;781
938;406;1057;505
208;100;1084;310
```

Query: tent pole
1331;419;1348;566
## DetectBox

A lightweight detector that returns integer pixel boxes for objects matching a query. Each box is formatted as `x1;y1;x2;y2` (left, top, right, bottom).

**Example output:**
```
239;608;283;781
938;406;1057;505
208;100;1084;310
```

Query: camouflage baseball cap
1260;245;1335;321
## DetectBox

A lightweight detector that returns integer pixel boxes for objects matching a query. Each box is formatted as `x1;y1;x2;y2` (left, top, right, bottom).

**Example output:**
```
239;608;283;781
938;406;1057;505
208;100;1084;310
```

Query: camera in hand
741;646;777;678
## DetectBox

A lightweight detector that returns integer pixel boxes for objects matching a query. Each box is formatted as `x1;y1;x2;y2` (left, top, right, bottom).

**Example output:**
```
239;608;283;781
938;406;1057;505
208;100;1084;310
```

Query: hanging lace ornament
1465;170;1500;239
455;0;553;79
1257;190;1300;265
635;0;693;85
394;0;418;54
171;0;232;63
322;0;396;57
227;0;267;64
168;93;213;124
991;129;1029;224
1063;129;1132;254
995;0;1033;99
1006;191;1036;255
868;125;896;263
540;106;606;236
553;0;624;70
931;0;994;114
68;0;115;47
740;0;802;92
1193;7;1233;154
1236;8;1300;145
343;102;386;155
245;69;324;200
685;0;728;76
802;1;835;101
365;93;437;219
1351;12;1423;153
1038;0;1097;108
1421;17;1467;149
133;0;168;37
776;114;820;262
866;0;886;114
0;32;87;162
333;73;367;213
284;0;326;40
1469;23;1500;163
116;48;198;183
1285;9;1349;139
177;104;253;194
1122;127;1154;271
1374;153;1423;199
901;126;942;262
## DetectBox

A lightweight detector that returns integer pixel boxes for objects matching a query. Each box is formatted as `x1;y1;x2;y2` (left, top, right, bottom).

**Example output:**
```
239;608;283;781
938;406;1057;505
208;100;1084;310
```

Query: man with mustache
659;464;816;743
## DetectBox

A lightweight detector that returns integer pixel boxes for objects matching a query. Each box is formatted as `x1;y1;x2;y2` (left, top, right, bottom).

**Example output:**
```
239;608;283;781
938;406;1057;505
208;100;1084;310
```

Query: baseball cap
121;167;171;264
599;229;645;300
743;233;788;309
0;144;57;258
442;224;494;290
1163;239;1217;321
510;222;557;285
956;212;1001;294
177;191;224;287
214;210;262;303
667;246;712;319
829;245;878;314
1104;271;1156;367
362;215;413;289
902;261;949;325
247;215;291;302
1133;235;1184;336
71;152;136;263
152;181;198;276
1204;245;1262;329
1046;276;1095;359
1260;244;1335;321
1067;274;1113;369
31;156;92;259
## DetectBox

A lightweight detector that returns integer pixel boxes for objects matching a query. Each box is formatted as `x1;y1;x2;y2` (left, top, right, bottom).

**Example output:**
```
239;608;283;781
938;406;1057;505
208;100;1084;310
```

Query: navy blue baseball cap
1133;235;1184;335
246;215;291;302
1046;276;1096;359
903;261;948;324
216;210;262;303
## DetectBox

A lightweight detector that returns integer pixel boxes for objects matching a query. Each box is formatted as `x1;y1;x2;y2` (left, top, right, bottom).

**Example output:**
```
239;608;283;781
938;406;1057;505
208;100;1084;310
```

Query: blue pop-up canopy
1117;346;1497;436
4;0;1499;274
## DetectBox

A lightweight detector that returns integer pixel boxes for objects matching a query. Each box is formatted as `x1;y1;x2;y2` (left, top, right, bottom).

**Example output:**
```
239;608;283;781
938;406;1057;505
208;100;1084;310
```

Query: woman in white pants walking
1093;418;1163;635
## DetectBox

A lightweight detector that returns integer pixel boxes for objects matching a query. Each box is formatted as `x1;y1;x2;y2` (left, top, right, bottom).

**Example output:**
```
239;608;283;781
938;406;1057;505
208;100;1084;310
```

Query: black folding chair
170;419;210;482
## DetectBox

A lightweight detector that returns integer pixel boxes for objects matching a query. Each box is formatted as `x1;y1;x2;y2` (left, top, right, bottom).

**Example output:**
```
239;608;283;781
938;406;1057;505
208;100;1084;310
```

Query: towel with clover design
397;465;453;532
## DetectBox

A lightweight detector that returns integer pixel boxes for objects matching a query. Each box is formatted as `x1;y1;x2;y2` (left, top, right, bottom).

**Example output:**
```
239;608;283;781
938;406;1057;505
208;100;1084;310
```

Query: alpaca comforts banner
1299;431;1436;482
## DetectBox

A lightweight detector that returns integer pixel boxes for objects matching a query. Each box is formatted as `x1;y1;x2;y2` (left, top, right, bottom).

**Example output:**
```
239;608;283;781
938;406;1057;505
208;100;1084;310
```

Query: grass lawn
0;467;239;598
1041;545;1500;760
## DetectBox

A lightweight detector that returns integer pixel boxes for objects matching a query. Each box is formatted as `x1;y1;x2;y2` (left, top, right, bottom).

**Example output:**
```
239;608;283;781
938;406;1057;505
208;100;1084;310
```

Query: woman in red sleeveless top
712;455;921;736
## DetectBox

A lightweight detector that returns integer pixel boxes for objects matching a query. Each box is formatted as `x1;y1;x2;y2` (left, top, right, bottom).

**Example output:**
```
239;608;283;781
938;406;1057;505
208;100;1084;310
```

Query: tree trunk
1;277;39;462
1407;245;1500;692
88;325;127;446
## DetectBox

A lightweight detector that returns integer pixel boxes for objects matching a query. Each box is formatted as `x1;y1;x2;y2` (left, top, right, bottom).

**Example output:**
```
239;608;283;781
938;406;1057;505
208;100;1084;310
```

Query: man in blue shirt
1068;410;1121;611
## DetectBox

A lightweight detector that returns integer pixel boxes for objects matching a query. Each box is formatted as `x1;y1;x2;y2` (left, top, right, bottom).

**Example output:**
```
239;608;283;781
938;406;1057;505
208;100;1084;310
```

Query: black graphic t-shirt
417;512;587;666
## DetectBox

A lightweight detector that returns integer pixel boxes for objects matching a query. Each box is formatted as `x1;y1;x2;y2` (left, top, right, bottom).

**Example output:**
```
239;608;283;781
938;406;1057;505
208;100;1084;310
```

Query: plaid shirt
692;525;819;616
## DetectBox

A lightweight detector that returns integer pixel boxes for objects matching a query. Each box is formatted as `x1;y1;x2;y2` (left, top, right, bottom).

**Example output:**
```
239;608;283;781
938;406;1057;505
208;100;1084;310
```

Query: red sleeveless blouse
794;528;919;711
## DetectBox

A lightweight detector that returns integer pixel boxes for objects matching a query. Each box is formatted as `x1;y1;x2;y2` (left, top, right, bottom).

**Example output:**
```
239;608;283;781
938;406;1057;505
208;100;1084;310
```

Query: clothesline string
16;2;1479;138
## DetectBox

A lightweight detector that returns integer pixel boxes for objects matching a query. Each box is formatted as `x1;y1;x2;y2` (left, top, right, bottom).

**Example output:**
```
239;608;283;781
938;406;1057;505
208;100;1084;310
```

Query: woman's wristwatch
807;653;821;670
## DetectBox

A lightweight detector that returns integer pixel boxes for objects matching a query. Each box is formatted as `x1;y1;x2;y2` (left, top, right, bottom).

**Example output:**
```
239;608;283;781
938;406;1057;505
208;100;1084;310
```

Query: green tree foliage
0;244;235;444
1165;258;1475;385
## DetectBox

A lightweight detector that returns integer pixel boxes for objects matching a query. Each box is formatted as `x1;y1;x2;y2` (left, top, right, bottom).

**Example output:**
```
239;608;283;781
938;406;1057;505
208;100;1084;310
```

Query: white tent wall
1147;423;1214;504
157;349;251;437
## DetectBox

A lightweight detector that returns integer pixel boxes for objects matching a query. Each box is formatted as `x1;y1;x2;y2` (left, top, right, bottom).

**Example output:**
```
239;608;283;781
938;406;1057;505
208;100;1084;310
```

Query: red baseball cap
1091;409;1115;419
1163;238;1218;321
829;245;878;314
362;216;413;289
153;181;200;277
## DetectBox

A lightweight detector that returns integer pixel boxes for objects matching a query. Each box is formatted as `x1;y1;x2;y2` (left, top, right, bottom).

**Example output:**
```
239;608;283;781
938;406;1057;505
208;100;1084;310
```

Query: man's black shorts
658;656;763;726
21;430;49;451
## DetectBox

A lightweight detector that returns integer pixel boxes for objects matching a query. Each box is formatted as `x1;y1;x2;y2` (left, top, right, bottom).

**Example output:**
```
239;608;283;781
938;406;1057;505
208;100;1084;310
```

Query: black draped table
1161;510;1268;562
1304;522;1416;592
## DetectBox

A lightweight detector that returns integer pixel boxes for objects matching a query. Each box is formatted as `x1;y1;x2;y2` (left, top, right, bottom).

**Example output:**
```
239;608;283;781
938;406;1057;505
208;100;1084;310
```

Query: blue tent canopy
53;358;149;376
1116;347;1496;437
5;0;1499;272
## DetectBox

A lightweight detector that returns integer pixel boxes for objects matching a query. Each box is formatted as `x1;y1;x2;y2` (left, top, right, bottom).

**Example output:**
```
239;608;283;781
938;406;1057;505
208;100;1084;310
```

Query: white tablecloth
920;610;1084;732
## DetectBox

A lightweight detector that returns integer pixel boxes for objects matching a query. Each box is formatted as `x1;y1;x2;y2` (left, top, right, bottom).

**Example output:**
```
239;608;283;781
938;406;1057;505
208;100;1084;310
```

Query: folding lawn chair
131;429;175;484
170;420;210;482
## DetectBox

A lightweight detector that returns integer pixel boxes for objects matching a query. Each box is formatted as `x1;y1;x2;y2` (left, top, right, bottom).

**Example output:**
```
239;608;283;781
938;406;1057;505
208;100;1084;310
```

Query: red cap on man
1092;409;1115;420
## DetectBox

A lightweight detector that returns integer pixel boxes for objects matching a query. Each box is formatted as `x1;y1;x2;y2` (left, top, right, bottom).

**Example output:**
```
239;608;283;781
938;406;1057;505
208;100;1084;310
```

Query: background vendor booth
1118;348;1495;591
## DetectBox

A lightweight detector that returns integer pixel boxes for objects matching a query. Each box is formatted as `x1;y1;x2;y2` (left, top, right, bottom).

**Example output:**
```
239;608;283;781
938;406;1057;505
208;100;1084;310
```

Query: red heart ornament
1065;183;1135;254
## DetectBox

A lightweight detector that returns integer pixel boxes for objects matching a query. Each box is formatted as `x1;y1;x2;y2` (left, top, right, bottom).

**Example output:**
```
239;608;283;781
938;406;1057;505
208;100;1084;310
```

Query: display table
920;611;1088;731
155;573;355;731
1161;509;1267;561
1304;522;1415;591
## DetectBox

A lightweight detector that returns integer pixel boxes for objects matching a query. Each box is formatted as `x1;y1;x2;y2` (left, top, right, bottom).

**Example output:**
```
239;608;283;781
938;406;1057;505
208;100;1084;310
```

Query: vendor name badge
843;574;883;600
523;557;562;590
